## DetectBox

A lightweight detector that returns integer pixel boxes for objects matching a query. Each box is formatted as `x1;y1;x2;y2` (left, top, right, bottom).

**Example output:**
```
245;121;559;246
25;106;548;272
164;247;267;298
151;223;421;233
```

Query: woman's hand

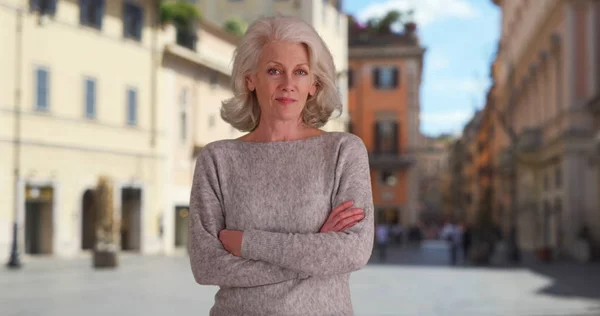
219;229;243;256
320;200;365;233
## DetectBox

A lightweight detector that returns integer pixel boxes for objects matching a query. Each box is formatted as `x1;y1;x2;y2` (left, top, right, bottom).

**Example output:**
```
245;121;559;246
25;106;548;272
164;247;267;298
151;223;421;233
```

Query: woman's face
246;41;317;124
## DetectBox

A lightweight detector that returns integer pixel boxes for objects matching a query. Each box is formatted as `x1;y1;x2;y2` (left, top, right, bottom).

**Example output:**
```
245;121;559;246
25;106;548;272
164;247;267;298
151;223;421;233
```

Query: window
348;68;353;89
30;0;57;15
123;2;143;41
127;88;137;125
380;170;397;186
180;89;188;142
322;0;327;24
373;67;399;89
80;0;104;29
35;68;49;110
84;78;96;119
373;120;399;154
555;165;561;188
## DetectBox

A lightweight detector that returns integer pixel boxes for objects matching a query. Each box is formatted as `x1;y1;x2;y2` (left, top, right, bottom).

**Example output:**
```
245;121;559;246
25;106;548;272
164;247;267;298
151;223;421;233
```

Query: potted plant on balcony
159;1;201;50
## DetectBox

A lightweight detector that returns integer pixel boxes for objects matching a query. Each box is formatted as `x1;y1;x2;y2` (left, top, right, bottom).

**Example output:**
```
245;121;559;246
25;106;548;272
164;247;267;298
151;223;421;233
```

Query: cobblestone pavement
1;241;600;316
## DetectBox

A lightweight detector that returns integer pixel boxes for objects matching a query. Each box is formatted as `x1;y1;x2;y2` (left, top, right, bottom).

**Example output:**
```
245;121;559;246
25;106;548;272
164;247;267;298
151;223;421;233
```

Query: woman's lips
275;97;297;104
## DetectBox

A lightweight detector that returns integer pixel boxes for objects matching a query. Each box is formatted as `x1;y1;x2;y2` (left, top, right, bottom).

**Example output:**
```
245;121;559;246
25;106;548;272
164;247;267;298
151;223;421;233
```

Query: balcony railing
368;152;415;169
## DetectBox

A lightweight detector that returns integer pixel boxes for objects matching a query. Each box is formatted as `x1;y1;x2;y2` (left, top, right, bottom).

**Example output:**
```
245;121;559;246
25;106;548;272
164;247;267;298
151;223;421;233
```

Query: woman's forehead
259;41;310;63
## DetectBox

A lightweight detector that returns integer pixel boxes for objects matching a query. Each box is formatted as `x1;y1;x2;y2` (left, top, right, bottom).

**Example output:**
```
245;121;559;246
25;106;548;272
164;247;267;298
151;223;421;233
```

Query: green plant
160;1;201;30
223;17;247;37
365;9;415;34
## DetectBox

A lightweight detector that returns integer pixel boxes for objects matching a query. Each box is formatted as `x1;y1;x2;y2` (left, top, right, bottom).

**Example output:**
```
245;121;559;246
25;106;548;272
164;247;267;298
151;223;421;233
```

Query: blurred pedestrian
441;221;461;265
462;223;472;263
391;223;404;246
187;16;374;316
376;223;390;262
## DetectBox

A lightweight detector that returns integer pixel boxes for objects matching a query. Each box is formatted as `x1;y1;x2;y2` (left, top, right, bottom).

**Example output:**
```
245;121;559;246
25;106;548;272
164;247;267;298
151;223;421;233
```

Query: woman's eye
296;69;308;75
267;68;280;75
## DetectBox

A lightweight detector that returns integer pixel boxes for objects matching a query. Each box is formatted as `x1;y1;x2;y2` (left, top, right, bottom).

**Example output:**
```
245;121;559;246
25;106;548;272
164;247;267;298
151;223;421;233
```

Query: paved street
1;241;600;316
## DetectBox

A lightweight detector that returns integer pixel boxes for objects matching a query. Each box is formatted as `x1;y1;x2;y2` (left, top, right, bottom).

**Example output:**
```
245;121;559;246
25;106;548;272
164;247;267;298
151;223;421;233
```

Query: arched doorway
81;189;96;250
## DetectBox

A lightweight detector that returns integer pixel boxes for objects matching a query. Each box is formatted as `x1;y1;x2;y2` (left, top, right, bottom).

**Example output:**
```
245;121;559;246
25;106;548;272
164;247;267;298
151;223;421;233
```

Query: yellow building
0;0;240;261
196;0;350;132
491;0;600;261
160;21;242;254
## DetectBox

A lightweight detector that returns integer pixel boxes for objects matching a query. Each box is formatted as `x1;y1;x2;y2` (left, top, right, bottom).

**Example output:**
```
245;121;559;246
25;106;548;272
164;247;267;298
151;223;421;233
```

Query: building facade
195;0;350;132
0;0;240;261
491;0;600;260
416;134;452;223
348;24;425;227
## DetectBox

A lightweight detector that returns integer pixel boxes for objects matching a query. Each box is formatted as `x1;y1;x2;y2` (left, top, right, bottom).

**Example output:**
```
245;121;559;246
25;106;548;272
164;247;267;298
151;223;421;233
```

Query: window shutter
123;4;130;37
136;5;144;40
47;0;58;15
79;0;87;24
96;0;105;29
373;122;381;154
392;67;399;88
372;67;380;88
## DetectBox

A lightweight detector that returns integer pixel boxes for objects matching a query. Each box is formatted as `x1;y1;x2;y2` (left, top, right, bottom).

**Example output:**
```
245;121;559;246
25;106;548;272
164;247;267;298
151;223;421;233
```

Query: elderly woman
188;15;374;316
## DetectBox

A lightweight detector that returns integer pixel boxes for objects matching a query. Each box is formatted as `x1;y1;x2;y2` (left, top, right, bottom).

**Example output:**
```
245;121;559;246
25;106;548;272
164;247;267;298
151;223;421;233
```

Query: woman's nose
280;75;295;92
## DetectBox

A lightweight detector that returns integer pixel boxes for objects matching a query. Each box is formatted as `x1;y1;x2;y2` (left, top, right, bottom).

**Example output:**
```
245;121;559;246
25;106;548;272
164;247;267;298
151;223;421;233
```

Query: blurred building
461;110;483;224
0;0;240;260
348;22;425;227
195;0;350;132
443;138;468;221
474;106;496;223
416;134;453;224
490;0;600;261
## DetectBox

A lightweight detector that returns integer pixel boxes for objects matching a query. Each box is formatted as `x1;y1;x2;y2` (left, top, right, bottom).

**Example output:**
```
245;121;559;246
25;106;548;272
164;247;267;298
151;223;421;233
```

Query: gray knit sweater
188;132;374;316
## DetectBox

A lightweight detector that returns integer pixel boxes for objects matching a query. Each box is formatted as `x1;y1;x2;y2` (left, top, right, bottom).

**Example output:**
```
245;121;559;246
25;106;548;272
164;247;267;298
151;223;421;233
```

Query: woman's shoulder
195;139;241;162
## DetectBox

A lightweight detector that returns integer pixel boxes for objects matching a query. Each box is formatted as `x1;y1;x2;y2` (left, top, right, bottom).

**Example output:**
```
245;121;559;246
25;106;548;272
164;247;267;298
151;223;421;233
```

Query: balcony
368;152;415;169
516;128;542;153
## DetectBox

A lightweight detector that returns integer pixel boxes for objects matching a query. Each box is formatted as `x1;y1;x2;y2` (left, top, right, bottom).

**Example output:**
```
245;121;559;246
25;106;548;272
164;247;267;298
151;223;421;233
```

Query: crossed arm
188;138;374;287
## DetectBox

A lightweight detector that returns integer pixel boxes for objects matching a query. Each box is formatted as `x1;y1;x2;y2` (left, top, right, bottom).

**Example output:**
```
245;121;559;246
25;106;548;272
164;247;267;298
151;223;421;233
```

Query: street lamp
7;8;23;269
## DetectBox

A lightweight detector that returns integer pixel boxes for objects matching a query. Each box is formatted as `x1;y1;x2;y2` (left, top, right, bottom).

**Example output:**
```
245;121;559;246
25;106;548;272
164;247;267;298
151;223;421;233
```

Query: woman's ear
309;81;318;97
246;75;256;92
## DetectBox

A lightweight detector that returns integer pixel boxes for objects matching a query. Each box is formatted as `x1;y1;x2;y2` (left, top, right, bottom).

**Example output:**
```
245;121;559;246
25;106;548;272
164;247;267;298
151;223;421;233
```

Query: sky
342;0;501;136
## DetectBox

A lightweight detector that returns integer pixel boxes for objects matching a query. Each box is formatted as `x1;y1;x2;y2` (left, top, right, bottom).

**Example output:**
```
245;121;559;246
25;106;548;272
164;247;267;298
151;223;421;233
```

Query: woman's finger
329;200;354;219
320;201;354;232
332;208;363;226
339;220;359;232
332;212;364;232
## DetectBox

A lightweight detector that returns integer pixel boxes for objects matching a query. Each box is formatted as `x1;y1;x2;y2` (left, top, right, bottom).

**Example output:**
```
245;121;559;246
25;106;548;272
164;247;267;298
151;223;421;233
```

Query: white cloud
356;0;479;28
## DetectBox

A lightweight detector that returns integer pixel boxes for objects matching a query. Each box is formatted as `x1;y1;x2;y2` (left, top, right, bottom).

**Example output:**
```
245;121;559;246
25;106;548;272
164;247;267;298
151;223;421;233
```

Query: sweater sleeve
188;147;307;288
241;136;375;277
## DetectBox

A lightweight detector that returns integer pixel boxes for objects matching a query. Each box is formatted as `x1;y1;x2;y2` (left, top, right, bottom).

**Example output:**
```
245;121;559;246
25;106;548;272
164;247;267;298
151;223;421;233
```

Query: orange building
348;24;425;227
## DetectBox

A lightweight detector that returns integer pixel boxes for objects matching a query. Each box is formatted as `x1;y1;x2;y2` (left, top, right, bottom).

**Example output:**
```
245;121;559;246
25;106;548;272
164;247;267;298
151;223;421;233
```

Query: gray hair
221;15;342;132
